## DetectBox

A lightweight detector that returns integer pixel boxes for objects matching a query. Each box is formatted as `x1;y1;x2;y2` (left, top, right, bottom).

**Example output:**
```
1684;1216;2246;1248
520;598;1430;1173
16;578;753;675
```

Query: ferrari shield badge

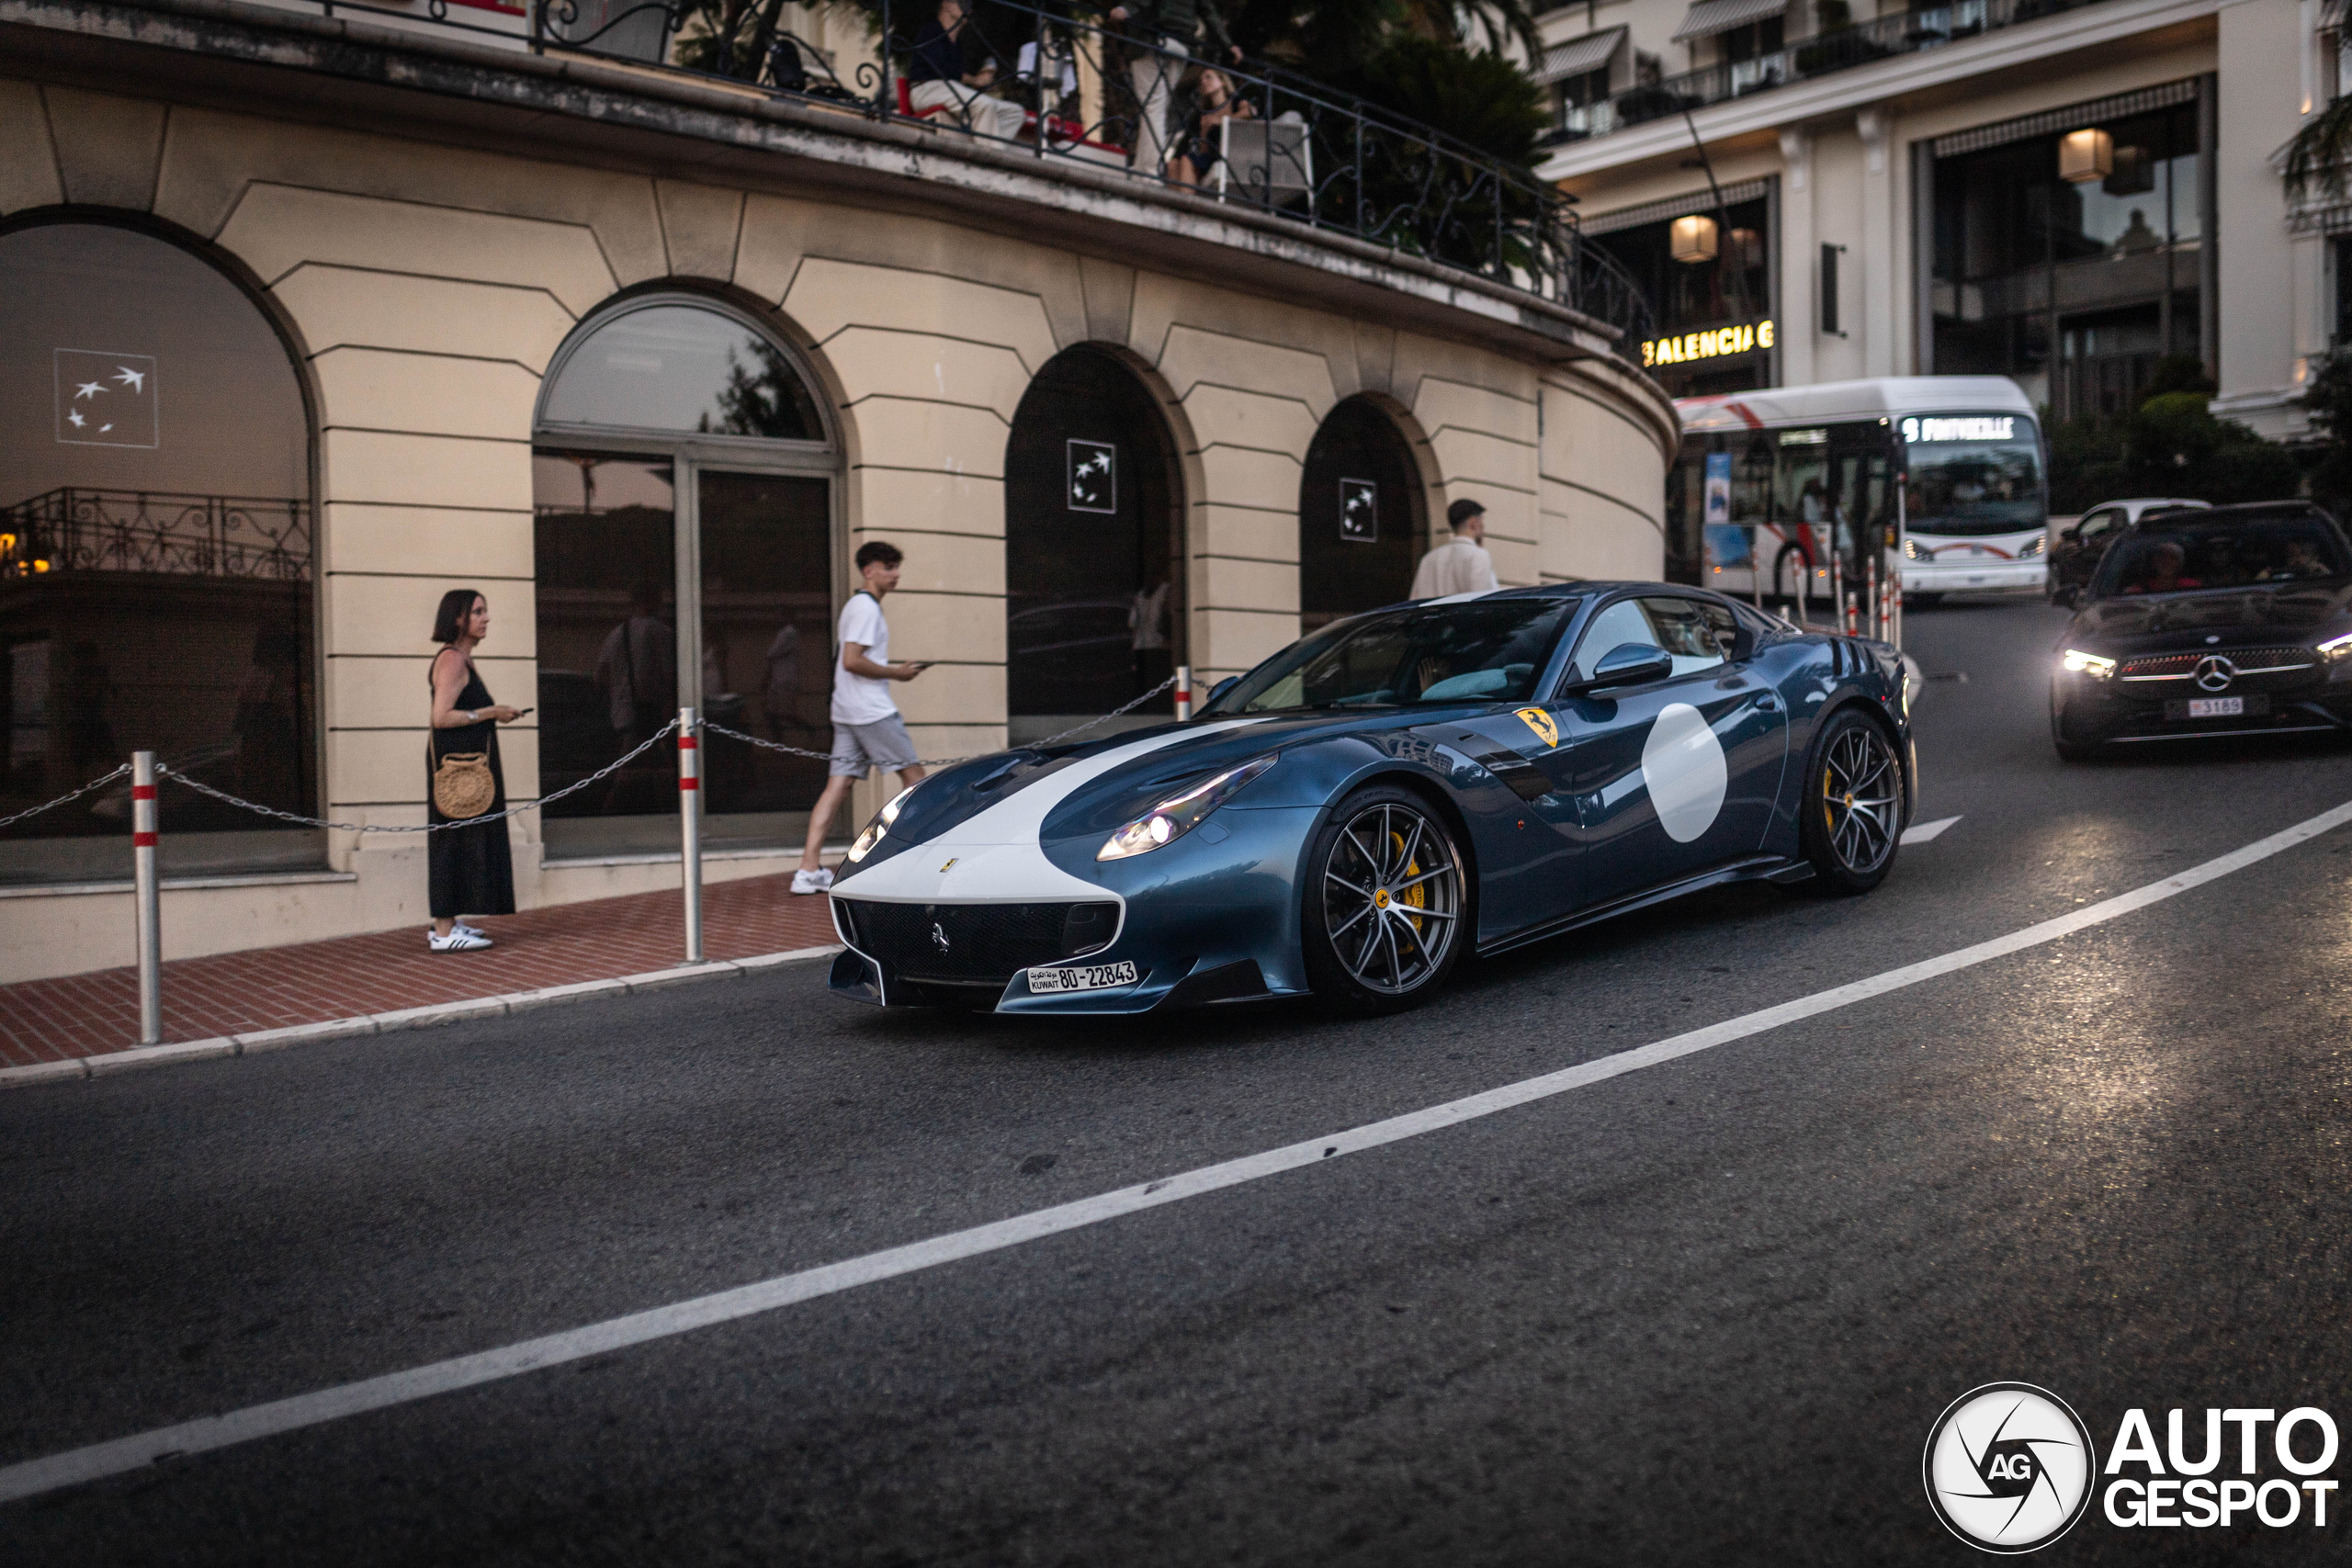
1514;708;1559;748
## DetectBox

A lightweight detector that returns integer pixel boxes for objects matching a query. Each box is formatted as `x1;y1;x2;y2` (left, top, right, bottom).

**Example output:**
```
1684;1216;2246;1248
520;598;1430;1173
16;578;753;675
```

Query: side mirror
1566;641;1673;694
1204;675;1240;710
2060;525;2081;544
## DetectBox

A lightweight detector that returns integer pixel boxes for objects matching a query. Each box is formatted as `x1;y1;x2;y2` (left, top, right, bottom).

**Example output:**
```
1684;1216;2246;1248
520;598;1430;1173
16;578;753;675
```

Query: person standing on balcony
1105;0;1201;177
908;0;1027;141
794;542;930;896
1411;499;1501;599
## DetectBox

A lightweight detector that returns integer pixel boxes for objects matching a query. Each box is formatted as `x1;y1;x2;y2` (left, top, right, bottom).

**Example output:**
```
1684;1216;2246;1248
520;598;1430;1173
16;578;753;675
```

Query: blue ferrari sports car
827;582;1915;1015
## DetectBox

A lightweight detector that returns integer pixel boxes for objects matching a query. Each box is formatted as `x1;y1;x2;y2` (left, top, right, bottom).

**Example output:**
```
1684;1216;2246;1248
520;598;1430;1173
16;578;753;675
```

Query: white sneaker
425;920;485;939
791;868;834;895
428;928;493;952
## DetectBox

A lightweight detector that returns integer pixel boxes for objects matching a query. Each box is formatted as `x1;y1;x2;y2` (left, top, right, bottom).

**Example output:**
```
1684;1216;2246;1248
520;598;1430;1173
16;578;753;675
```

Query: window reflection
0;223;317;885
540;304;823;438
532;452;679;856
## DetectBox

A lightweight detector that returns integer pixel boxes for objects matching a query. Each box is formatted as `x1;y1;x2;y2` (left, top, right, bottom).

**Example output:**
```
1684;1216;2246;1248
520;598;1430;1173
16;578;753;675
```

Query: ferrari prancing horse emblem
1514;707;1559;748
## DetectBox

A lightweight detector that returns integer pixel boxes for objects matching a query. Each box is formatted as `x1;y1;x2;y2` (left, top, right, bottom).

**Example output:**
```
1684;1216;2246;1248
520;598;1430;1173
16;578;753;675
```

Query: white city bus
1668;377;2048;605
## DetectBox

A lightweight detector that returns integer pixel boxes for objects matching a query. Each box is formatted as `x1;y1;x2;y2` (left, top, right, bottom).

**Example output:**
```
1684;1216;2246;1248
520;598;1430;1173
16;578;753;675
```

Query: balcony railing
1;490;312;581
1547;0;2114;147
193;0;1653;355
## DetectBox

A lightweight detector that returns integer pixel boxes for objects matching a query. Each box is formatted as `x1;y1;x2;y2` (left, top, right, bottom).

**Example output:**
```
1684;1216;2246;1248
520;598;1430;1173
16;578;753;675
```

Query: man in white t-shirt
1409;499;1501;599
794;540;929;894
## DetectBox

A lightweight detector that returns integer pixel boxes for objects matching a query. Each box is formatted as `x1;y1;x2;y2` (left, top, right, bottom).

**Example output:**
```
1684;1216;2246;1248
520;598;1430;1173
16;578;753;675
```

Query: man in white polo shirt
794;540;928;895
1410;498;1500;599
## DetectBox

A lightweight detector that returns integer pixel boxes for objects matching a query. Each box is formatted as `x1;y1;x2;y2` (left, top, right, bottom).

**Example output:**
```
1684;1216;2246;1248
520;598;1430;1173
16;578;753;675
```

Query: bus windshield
1901;415;2045;537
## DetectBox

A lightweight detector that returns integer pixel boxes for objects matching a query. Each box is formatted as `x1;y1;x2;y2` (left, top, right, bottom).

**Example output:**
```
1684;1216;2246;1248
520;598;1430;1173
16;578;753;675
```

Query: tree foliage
2044;355;2301;513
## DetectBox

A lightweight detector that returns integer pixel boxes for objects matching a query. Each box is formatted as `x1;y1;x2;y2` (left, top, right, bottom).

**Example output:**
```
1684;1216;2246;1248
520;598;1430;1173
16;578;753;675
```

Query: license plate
2188;697;2243;718
1025;960;1138;994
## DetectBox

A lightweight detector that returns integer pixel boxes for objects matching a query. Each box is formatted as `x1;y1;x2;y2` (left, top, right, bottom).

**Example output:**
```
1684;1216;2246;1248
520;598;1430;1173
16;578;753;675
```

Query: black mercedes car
2049;502;2352;759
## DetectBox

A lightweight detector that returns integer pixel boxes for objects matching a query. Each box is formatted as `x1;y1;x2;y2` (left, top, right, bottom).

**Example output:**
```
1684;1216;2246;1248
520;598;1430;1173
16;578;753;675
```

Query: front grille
835;899;1118;984
2119;646;2317;681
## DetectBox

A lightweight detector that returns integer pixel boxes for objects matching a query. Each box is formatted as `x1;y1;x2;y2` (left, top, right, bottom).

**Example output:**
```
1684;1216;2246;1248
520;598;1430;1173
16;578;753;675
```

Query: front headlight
2018;535;2047;558
1903;537;1930;560
2061;649;2116;680
2319;631;2352;663
844;784;916;863
1097;754;1277;862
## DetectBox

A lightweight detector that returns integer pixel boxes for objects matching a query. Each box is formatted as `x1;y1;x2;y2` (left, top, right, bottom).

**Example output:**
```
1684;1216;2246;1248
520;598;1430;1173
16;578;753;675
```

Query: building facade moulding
0;0;1668;415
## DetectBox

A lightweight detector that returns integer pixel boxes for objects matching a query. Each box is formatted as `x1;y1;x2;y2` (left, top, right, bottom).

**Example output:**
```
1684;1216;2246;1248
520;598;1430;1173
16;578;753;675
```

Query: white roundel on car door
1641;702;1727;843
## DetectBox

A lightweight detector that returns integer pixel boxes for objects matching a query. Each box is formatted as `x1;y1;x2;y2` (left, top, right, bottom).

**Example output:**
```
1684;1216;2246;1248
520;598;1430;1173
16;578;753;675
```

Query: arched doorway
1299;397;1425;634
0;220;318;885
1002;347;1184;745
533;296;838;858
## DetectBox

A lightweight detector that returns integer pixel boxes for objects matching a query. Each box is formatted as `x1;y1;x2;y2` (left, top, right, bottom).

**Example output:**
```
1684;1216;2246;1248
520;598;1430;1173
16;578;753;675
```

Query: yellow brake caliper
1391;829;1427;935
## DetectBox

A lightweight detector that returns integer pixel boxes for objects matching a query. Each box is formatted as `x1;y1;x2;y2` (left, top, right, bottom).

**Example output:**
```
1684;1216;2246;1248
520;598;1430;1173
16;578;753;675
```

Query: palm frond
2285;95;2352;204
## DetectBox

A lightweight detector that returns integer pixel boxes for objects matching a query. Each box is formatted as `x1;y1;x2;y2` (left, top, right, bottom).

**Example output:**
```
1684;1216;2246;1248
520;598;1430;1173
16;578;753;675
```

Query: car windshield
1901;416;2045;536
2094;515;2352;596
1210;597;1579;714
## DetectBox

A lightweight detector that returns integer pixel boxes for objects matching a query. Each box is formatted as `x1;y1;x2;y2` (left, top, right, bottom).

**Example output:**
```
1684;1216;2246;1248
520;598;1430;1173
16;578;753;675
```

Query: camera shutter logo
1923;1383;2097;1553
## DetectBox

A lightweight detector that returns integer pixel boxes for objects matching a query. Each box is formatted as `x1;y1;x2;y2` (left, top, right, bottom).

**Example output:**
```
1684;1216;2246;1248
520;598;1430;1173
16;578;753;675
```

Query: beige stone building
1532;0;2322;442
0;0;1674;982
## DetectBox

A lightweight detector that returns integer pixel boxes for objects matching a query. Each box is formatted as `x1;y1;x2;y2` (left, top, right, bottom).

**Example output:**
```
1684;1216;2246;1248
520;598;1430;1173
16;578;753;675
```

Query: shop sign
1642;320;1773;368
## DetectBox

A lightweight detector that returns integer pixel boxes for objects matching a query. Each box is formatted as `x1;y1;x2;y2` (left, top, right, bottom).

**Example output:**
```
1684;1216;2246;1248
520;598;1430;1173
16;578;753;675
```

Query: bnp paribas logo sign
1925;1383;2341;1552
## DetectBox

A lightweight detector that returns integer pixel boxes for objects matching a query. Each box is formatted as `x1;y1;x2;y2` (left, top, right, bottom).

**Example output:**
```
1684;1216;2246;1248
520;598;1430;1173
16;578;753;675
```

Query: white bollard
1174;664;1193;722
677;708;702;964
132;750;161;1045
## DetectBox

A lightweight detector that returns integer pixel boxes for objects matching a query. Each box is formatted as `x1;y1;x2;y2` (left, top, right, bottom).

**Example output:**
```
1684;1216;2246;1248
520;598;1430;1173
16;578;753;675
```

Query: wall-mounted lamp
2058;127;2113;185
1670;213;1719;265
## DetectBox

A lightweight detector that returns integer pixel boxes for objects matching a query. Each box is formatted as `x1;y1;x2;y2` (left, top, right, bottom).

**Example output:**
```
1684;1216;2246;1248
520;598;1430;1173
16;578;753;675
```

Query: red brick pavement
0;874;842;1066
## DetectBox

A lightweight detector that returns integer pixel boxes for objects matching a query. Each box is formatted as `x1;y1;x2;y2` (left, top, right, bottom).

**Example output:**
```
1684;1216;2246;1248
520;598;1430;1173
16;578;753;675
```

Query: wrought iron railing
1550;0;2115;146
189;0;1654;354
0;490;312;581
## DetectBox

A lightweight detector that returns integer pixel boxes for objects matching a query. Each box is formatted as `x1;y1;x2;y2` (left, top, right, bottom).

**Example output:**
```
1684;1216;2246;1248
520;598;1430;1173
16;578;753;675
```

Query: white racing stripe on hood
834;718;1274;905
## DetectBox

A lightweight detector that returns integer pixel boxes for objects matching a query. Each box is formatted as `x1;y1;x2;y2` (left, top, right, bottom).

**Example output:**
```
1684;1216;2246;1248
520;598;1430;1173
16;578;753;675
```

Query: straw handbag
430;745;496;819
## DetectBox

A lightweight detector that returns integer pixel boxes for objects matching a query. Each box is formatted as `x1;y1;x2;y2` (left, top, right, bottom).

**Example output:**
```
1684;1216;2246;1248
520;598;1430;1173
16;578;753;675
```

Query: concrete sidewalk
0;873;841;1069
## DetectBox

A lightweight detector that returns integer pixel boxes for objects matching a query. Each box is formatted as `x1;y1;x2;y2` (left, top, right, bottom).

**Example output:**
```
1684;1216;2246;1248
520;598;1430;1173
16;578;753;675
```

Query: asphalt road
5;595;2349;1565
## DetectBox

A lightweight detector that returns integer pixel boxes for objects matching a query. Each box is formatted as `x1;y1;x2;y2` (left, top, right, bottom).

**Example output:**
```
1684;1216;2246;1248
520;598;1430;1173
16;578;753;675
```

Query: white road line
6;797;2348;1508
1903;815;1962;844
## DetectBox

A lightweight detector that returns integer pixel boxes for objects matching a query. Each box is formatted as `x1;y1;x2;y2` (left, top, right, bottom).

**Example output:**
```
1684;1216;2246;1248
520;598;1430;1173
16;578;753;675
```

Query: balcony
1551;0;2117;147
187;0;1655;355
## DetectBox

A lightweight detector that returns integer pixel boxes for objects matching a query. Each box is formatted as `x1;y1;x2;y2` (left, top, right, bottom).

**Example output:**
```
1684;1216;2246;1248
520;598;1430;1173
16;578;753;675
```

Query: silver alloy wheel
1319;800;1463;995
1820;724;1900;874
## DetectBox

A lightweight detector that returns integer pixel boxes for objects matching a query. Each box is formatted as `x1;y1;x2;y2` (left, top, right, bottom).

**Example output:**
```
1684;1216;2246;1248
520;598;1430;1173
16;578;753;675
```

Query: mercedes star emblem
2192;655;2236;693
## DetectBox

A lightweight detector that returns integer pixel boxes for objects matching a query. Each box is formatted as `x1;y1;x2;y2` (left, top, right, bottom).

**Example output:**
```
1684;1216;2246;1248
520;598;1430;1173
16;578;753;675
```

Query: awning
1670;0;1786;43
1534;25;1626;86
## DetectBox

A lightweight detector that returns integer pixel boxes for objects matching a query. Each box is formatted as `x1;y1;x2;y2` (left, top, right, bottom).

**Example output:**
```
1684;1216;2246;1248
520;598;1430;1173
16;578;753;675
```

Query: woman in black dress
427;588;520;951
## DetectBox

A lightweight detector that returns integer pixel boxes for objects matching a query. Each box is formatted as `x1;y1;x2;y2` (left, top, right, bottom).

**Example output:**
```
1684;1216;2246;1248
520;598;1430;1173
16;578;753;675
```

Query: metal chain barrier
699;673;1180;767
157;718;683;833
0;764;132;831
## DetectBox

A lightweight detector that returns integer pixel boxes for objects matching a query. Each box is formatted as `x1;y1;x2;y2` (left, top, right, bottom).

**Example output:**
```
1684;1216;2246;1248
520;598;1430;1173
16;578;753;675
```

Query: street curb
0;943;844;1090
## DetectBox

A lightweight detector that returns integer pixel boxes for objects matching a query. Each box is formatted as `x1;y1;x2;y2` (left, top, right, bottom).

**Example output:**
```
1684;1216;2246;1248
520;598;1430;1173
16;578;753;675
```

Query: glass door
692;468;832;853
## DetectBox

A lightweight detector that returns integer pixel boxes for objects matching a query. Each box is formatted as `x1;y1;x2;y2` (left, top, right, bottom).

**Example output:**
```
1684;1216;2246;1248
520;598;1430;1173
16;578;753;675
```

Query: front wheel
1303;786;1467;1014
1799;710;1904;895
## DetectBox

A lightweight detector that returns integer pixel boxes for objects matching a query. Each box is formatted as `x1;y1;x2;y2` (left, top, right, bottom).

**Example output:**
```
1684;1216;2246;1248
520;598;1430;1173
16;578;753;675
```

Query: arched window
1299;398;1425;634
1002;348;1183;743
0;220;316;885
532;297;836;860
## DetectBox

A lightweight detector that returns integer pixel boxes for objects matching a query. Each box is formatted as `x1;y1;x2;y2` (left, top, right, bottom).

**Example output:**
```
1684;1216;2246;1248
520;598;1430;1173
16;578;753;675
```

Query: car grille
833;899;1118;985
2118;647;2317;681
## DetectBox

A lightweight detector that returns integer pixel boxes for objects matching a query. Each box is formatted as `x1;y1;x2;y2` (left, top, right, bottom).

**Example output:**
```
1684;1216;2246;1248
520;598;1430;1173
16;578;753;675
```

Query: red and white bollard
132;750;161;1045
677;707;702;964
1174;664;1193;722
